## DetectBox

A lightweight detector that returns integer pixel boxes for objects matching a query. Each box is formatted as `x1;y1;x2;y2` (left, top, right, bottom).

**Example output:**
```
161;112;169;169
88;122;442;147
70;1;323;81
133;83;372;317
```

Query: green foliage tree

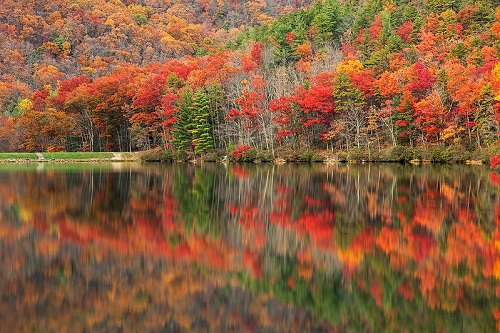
311;0;343;45
172;90;194;154
333;71;367;148
190;90;214;155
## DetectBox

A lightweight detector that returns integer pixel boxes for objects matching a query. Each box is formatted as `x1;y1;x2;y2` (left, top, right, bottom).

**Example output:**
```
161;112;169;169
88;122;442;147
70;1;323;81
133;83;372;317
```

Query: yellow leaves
104;18;115;27
81;67;95;75
492;62;500;82
127;4;153;17
336;57;364;74
18;98;33;113
441;124;464;142
491;62;500;100
337;247;364;267
61;41;71;57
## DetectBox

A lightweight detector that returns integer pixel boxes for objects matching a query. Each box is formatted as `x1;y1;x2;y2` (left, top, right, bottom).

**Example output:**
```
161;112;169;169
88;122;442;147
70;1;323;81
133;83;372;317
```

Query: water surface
0;162;498;332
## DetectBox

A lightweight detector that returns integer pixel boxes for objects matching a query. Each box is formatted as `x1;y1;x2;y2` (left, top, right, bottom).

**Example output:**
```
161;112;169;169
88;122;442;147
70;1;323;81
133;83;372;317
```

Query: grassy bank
2;145;498;165
0;152;140;162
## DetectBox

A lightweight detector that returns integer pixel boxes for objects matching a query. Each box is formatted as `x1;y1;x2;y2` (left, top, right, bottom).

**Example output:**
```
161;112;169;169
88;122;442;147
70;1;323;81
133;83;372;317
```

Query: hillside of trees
1;0;500;161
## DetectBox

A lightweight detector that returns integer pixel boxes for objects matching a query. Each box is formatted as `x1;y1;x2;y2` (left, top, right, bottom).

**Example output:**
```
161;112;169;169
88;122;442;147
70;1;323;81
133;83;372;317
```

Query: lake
0;162;498;332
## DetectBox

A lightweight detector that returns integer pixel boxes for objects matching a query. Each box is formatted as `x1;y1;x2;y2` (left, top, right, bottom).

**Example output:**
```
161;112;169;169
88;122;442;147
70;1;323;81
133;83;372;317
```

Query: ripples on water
0;163;498;332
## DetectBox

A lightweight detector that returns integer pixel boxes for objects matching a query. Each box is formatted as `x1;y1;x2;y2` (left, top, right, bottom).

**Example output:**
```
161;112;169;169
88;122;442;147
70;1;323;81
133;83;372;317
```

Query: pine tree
311;0;342;45
190;90;214;155
172;90;194;152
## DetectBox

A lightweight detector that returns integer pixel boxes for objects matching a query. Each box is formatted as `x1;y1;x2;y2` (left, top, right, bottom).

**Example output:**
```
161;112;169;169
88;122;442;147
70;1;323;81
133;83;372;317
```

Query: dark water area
0;162;498;332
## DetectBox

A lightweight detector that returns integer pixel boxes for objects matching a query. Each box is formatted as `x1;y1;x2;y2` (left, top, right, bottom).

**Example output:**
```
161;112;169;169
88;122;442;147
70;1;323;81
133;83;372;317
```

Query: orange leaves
414;91;448;141
376;226;400;254
376;72;400;98
494;308;500;332
242;55;258;74
492;7;500;39
294;43;312;60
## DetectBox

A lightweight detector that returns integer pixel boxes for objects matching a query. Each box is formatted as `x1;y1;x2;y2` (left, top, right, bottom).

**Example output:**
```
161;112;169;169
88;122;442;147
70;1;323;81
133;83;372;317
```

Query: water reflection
0;163;498;332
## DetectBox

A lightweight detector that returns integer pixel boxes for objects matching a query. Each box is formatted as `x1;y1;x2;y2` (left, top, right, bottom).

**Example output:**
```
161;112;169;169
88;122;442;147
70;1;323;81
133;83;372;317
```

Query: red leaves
368;15;383;40
160;93;179;117
492;173;500;186
407;61;436;97
250;42;264;64
235;91;262;118
230;164;251;179
397;21;414;43
303;118;324;128
293;75;335;114
491;155;500;168
51;75;91;111
285;32;295;42
230;145;253;161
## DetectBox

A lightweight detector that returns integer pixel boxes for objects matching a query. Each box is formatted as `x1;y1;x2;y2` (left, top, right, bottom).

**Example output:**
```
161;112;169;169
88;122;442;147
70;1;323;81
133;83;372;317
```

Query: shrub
310;153;324;162
176;150;188;161
348;147;365;162
140;149;174;162
473;145;500;163
445;145;470;163
387;145;413;162
255;150;274;162
230;145;258;162
201;150;224;162
337;152;348;162
240;147;258;162
429;146;451;163
295;150;315;162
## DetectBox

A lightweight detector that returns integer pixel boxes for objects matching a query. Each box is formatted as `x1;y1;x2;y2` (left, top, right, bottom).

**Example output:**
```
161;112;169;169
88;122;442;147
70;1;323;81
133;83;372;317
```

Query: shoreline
0;148;496;166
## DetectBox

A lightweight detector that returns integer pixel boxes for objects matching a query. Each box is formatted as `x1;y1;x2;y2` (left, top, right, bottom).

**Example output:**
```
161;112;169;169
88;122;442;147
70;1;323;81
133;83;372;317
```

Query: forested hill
0;0;312;90
1;0;500;160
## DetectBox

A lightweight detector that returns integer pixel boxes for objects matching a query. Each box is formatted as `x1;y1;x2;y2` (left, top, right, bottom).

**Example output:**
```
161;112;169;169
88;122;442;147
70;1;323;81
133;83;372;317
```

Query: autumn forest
0;0;499;161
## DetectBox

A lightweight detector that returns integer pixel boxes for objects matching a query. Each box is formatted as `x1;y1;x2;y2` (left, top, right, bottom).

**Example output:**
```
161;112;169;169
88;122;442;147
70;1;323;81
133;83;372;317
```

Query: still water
0;162;498;332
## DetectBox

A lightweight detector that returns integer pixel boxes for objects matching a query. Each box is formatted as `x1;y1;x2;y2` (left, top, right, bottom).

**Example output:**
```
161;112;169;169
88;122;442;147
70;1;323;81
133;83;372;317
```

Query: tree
190;90;214;156
333;70;366;149
311;0;343;45
172;90;194;156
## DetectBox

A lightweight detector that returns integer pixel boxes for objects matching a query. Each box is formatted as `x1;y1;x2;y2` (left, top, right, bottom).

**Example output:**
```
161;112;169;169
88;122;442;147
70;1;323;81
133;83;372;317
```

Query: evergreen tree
311;0;343;45
172;90;194;152
190;90;214;155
